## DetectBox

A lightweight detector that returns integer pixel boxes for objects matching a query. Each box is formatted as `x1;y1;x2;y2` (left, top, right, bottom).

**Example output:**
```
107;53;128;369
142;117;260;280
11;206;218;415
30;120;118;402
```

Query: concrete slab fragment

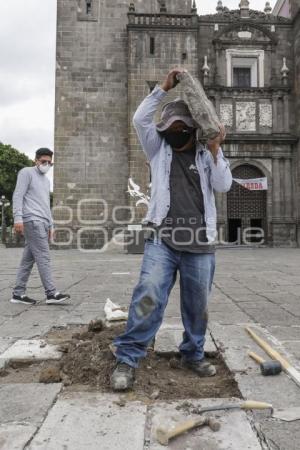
235;372;300;410
257;419;300;450
265;326;300;341
273;406;300;422
155;324;217;355
209;323;256;373
148;399;261;450
0;383;62;425
0;340;62;365
28;392;147;450
0;338;14;355
0;424;37;450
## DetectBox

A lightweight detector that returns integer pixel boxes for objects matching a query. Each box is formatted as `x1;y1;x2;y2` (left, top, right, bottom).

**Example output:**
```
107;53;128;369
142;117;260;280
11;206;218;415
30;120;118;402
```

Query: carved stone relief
236;102;256;132
259;103;272;128
220;104;233;127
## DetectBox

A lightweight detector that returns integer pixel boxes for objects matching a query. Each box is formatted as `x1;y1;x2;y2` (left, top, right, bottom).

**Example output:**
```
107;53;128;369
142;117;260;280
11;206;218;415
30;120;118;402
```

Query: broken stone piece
39;366;62;384
88;319;104;333
177;71;221;141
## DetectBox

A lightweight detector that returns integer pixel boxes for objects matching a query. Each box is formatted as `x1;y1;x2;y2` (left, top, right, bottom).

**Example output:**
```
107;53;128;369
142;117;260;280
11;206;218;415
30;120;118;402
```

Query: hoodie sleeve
133;85;167;160
208;148;233;193
12;169;31;224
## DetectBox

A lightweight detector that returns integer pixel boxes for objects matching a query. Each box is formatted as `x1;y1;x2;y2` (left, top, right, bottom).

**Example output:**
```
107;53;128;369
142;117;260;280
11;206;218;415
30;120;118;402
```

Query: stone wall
54;0;300;248
54;0;129;248
133;0;192;14
293;7;300;244
128;24;198;221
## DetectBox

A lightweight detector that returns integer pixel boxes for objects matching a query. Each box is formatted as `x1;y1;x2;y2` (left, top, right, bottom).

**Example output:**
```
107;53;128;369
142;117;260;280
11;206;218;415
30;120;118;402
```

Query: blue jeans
114;238;215;368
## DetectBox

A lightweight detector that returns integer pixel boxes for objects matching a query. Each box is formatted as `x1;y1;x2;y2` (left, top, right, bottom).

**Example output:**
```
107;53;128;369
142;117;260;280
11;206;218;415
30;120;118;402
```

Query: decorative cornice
225;134;298;144
206;86;291;96
213;21;278;45
199;9;292;24
127;13;198;29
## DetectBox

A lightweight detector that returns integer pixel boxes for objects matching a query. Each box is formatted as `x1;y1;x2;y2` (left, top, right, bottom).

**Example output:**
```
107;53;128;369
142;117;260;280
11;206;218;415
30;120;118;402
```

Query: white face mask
37;163;51;175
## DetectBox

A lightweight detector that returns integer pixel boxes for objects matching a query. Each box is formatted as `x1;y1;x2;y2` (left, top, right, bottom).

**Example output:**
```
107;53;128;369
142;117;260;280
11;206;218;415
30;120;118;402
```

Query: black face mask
164;129;193;149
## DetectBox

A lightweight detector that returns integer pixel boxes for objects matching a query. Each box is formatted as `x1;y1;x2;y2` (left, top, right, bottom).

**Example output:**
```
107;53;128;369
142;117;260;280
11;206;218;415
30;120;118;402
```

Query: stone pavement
0;247;300;449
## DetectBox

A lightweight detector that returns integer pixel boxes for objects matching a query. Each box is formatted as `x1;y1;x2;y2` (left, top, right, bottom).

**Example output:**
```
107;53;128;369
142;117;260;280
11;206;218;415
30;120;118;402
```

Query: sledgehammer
248;351;282;376
156;416;220;446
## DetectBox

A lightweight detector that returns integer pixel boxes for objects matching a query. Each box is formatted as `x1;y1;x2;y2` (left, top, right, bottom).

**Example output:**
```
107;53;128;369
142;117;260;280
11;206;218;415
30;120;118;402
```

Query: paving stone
0;339;62;366
277;341;300;364
0;424;37;450
147;399;261;449
209;310;250;324
235;371;300;409
28;392;147;450
209;323;256;373
0;383;62;424
256;418;300;450
155;324;217;355
66;311;105;325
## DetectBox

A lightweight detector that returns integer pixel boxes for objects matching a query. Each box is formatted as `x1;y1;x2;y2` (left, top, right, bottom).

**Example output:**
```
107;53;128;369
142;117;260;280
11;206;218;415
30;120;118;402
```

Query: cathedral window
233;67;251;88
150;37;155;55
226;49;265;88
78;0;97;21
86;0;92;15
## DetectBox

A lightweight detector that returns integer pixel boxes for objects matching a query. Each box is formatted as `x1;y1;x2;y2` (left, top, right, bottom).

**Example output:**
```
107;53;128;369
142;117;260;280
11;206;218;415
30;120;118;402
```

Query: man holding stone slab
111;69;232;391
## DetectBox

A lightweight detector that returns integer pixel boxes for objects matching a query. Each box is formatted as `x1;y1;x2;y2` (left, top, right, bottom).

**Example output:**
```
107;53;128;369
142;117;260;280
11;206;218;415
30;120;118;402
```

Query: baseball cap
156;98;196;132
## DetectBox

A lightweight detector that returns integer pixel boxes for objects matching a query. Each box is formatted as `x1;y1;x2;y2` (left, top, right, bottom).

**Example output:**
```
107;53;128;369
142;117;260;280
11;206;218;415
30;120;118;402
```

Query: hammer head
260;361;282;376
206;417;221;432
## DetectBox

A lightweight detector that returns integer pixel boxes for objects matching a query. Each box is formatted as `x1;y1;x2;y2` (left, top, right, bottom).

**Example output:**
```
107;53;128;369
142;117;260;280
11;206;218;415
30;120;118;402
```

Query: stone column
284;158;293;218
273;158;281;218
272;95;278;133
214;45;221;85
215;92;221;117
283;95;290;133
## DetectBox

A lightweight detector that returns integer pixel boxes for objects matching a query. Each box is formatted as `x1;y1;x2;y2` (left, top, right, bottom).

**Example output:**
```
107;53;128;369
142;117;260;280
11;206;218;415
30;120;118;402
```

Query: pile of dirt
41;321;241;401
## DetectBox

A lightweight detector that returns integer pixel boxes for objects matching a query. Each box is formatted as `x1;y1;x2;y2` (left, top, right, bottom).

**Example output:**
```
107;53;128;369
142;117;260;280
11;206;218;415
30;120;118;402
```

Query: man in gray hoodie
11;148;70;305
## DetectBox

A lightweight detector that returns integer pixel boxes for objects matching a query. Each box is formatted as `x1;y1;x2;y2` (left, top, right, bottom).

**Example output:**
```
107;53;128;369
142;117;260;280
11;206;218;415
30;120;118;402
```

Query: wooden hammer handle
248;351;265;365
246;327;291;370
156;417;219;446
241;401;273;410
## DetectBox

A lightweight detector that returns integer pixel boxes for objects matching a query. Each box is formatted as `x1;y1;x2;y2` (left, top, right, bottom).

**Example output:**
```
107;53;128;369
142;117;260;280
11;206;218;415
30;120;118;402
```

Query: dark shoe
46;292;71;305
181;358;216;377
10;295;37;305
111;362;135;391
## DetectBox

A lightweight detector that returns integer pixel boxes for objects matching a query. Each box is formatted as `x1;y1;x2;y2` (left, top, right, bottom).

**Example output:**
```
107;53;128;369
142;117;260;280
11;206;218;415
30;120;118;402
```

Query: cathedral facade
54;0;300;248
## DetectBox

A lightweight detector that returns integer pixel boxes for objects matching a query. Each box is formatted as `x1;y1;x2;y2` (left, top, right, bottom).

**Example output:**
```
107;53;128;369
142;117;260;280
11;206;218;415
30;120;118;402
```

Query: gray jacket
133;85;233;243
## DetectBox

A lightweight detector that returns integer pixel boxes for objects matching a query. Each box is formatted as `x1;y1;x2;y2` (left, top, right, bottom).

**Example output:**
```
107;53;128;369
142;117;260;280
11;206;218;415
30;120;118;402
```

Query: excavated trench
0;321;241;403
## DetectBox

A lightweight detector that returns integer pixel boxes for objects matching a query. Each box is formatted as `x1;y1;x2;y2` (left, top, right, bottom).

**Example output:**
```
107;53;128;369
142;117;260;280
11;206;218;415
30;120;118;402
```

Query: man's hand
14;223;24;235
49;228;55;242
207;124;226;164
161;68;186;92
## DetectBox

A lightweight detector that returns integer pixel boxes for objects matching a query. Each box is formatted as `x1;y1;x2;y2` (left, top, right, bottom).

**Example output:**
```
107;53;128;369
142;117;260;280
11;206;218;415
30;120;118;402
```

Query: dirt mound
47;322;241;401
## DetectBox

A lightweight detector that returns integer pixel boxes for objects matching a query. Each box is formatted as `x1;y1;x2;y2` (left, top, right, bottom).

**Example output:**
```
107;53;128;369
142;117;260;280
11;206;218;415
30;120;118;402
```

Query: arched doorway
227;164;267;244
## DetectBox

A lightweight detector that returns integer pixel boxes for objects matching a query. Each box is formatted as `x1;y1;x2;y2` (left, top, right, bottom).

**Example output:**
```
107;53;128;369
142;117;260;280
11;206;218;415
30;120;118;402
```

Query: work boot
181;358;216;377
111;362;135;391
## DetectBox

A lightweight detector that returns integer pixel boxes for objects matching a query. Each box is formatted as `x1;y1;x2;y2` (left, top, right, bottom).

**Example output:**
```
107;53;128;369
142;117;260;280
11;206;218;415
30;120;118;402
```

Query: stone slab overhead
28;392;147;450
0;339;62;365
155;324;217;355
148;400;262;450
0;424;37;450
